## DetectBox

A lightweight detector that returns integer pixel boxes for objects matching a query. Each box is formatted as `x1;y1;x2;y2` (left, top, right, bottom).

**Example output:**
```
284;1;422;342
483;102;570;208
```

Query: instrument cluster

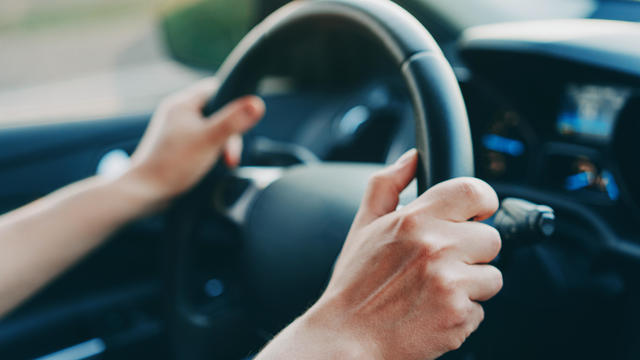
471;81;637;208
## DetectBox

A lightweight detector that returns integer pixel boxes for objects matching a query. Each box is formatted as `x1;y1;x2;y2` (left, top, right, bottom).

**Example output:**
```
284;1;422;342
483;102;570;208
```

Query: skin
0;78;266;317
0;78;503;359
254;151;503;360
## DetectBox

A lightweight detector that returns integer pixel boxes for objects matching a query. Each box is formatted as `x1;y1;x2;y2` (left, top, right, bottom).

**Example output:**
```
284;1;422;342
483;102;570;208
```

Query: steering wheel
165;0;473;358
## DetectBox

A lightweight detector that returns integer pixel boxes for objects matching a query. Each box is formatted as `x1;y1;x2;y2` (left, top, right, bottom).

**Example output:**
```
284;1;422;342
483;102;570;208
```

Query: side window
162;0;257;70
0;0;259;126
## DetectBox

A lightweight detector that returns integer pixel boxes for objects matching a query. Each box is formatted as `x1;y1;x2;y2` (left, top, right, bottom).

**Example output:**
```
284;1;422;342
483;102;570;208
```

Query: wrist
301;303;380;359
105;166;171;217
255;300;382;360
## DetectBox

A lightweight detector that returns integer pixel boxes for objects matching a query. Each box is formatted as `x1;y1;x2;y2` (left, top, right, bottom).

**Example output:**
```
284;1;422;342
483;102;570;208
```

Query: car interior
1;0;640;359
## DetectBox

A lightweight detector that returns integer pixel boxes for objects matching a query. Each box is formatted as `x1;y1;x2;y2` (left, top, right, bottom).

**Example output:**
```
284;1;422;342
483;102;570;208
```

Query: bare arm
0;173;158;317
0;79;265;317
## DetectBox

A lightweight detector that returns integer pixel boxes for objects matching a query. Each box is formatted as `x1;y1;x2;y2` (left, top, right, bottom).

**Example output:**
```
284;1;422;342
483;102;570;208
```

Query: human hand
303;149;503;360
125;78;265;207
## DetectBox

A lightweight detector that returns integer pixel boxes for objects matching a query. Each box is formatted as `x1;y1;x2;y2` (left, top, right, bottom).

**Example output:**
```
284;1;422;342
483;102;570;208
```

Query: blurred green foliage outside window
161;0;259;70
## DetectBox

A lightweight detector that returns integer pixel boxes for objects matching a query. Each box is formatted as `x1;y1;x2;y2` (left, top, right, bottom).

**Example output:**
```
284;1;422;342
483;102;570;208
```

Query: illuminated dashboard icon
482;134;525;157
601;170;620;201
479;110;534;181
548;154;620;201
565;171;593;192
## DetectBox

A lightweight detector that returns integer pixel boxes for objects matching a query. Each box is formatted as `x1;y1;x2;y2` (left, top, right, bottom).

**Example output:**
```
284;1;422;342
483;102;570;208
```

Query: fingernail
395;148;417;165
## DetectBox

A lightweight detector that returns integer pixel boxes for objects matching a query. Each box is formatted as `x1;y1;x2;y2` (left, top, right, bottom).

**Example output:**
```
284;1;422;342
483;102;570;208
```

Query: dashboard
251;67;640;220
457;20;640;228
469;80;634;206
457;20;640;223
243;18;640;235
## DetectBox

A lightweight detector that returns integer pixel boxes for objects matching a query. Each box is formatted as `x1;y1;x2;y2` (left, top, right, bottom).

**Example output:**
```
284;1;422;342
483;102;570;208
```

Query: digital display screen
557;84;631;142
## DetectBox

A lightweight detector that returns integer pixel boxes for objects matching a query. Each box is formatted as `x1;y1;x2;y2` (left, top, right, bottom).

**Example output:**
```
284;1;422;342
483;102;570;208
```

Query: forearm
0;171;158;317
0;85;264;318
254;302;379;360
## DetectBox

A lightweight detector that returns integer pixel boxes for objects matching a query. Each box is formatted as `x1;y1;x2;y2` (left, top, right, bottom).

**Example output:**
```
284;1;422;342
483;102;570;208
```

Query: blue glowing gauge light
601;170;620;201
482;134;525;157
564;170;620;201
565;171;593;191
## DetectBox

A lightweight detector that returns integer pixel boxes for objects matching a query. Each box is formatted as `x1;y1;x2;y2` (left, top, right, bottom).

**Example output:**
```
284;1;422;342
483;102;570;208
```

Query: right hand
307;148;503;359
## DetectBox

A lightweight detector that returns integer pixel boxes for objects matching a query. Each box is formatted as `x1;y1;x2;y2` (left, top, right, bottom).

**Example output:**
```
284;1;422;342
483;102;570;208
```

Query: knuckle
489;266;504;293
446;332;466;352
464;305;484;338
420;237;442;259
478;265;503;298
430;268;458;296
412;237;441;265
443;302;484;351
446;301;469;328
396;210;420;235
463;319;480;340
476;305;485;325
392;215;444;264
455;177;499;213
484;225;502;257
368;171;394;193
455;178;484;203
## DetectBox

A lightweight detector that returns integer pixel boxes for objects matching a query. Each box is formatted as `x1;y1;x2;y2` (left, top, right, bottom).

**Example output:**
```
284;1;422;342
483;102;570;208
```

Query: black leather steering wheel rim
167;1;474;358
203;0;474;191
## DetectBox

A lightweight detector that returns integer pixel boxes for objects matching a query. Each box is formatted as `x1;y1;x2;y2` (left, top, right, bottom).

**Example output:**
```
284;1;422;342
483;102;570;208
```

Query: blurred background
0;0;607;126
0;0;262;125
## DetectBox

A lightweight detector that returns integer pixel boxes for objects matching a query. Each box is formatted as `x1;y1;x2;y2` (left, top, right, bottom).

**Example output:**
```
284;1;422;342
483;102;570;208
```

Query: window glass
0;0;255;125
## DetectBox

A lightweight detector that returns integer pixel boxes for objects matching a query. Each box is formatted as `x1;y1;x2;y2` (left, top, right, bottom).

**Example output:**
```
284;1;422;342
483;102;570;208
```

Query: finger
205;96;265;145
449;222;501;264
464;301;485;335
355;149;418;226
174;77;220;109
410;177;499;222
223;134;243;168
463;264;503;302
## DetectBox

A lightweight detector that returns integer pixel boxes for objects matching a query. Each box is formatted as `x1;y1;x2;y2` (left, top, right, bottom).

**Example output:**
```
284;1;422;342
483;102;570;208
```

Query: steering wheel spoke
215;166;286;225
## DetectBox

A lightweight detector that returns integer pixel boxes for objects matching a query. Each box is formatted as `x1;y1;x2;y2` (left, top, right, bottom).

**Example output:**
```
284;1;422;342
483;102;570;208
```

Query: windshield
418;0;639;32
419;0;596;30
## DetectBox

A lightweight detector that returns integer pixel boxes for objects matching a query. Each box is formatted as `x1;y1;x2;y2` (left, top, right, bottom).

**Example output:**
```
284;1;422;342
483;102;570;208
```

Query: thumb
223;134;243;168
355;148;418;226
205;95;265;145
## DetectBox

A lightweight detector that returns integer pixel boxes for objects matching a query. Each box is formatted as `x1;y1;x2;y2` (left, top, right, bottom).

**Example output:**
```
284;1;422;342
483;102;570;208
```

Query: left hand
126;78;265;206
